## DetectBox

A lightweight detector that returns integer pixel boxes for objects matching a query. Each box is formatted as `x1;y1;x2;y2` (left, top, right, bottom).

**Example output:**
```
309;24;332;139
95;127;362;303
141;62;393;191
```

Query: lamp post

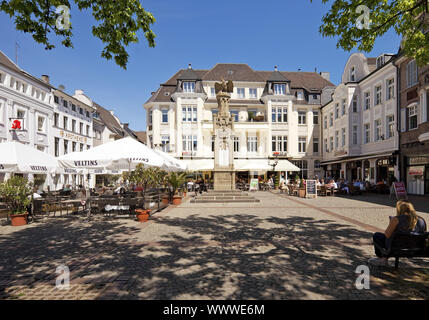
268;158;279;189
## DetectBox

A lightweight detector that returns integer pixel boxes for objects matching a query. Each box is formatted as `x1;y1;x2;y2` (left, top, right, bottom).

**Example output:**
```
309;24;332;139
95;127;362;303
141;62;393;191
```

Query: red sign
10;119;24;130
393;182;408;200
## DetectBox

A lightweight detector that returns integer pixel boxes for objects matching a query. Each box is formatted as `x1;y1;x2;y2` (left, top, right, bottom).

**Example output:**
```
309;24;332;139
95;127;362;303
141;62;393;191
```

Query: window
330;137;334;151
407;60;418;88
298;111;306;125
272;136;287;152
374;119;382;141
364;92;371;110
54;96;59;104
375;85;382;106
352;125;358;145
408;105;418;130
324;138;328;152
182;106;197;123
0;72;4;84
54;138;59;157
210;87;216;97
329;112;333;126
86;111;90;118
324;116;327;129
86;125;90;136
161;136;170;152
63;100;68;108
249;88;257;99
54;113;59;127
386;79;395;100
247;136;258;153
182;135;197;151
87;145;90;150
272;107;287;123
79;107;83;115
79;123;83;135
296;90;304;100
352;95;358;112
211;136;215;152
37;116;45;133
350;67;355;82
237;88;245;99
72;142;77;152
387;115;395;138
64;140;68;154
313;138;319;154
17;109;26;129
233;136;240;152
162;108;168;123
341;99;346;116
335;103;339;119
274;84;286;95
313;111;319;124
314;160;321;169
148;109;153;125
80;144;84;152
364;123;370;144
0;100;3;123
298;137;306;153
230;110;239;122
63;116;68;130
335;130;339;148
341;128;346;147
72;104;76;112
291;160;308;179
72;120;76;133
183;82;195;93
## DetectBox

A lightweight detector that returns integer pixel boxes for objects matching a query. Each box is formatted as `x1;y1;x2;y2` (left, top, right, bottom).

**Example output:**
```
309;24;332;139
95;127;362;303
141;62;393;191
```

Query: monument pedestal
213;170;235;191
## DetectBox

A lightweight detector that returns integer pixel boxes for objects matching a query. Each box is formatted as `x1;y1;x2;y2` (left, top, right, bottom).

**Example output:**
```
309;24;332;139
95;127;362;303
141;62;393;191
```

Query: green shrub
0;176;32;215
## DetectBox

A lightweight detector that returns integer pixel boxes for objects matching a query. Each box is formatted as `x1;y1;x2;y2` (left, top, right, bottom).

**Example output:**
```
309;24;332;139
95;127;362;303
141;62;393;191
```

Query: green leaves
0;0;156;69
0;176;32;215
314;0;429;66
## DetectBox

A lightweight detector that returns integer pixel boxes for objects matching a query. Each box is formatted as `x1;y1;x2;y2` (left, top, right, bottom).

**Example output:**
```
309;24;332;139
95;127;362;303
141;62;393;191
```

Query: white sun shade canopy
274;160;300;172
183;159;214;172
0;141;59;174
234;159;272;171
58;137;172;171
153;149;187;171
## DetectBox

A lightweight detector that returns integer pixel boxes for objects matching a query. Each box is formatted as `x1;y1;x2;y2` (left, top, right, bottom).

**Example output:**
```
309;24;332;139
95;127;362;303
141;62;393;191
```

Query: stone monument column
213;80;235;191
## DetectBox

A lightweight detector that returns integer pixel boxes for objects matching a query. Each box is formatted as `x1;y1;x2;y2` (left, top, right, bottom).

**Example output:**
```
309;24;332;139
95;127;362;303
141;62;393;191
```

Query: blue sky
0;0;401;131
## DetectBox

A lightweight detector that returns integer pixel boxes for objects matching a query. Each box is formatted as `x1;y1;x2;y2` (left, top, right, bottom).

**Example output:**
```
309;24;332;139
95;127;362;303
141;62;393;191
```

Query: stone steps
190;191;260;203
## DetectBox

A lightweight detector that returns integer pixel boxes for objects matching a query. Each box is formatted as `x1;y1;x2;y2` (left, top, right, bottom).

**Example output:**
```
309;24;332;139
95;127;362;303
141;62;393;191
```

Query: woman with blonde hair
369;200;427;266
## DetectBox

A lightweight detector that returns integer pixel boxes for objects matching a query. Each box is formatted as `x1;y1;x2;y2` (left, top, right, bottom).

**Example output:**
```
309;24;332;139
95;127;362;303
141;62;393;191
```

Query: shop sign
409;156;429;166
393;182;408;200
249;179;259;191
408;166;424;176
10;118;24;131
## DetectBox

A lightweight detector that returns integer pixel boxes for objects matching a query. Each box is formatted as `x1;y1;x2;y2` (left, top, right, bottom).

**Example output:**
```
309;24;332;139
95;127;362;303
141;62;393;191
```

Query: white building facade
321;53;400;183
144;64;334;181
0;51;55;188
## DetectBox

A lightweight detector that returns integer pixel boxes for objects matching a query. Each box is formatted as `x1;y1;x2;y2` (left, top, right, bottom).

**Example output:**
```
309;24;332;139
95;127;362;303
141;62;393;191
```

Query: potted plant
247;111;254;122
135;209;151;222
298;179;306;198
0;176;32;226
167;172;187;205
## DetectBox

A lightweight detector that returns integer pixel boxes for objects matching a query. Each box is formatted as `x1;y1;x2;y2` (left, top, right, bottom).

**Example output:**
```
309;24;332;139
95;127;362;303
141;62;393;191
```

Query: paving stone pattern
0;192;428;300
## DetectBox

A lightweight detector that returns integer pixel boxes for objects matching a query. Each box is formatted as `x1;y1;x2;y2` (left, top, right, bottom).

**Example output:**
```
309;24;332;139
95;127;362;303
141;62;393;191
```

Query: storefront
375;156;396;184
405;155;429;195
323;163;341;180
346;161;362;181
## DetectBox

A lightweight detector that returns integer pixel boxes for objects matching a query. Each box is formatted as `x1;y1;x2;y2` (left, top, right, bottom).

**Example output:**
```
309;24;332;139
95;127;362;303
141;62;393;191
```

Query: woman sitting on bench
369;200;427;266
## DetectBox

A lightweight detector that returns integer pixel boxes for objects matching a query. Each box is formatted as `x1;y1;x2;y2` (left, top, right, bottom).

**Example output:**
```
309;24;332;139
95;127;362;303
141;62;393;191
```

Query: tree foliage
0;0;156;69
314;0;429;65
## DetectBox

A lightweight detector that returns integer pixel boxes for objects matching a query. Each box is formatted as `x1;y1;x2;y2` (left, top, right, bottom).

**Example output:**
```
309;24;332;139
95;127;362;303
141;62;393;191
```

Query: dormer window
274;84;286;95
350;67;356;82
376;56;385;69
296;90;304;100
183;82;195;93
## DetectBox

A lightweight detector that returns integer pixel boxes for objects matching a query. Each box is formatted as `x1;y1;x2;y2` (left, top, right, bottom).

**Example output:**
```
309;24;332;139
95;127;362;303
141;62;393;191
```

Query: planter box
10;213;28;226
172;196;182;205
298;188;306;198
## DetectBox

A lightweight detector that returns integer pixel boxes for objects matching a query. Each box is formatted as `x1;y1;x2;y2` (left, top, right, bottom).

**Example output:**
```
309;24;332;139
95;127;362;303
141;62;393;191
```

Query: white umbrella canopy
153;149;187;172
0;141;59;174
58;137;171;171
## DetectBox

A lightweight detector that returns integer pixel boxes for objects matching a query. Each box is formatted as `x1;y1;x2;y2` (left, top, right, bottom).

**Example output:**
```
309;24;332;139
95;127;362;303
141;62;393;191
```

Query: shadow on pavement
0;213;428;300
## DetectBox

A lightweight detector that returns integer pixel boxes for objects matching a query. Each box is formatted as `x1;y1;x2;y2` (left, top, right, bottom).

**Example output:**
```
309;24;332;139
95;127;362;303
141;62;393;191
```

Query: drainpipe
396;61;402;182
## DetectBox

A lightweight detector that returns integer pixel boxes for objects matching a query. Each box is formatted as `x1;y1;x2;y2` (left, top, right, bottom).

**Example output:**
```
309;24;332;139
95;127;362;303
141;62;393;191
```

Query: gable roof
202;64;264;82
93;102;127;138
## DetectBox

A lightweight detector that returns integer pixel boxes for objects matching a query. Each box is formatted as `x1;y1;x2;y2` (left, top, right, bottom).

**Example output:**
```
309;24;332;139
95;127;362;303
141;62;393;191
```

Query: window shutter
405;108;410;131
401;108;406;132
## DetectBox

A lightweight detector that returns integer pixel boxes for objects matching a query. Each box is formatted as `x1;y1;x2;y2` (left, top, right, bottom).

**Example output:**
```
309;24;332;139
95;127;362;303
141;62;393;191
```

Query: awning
418;132;429;143
274;160;300;172
321;152;394;165
183;159;214;171
234;159;271;171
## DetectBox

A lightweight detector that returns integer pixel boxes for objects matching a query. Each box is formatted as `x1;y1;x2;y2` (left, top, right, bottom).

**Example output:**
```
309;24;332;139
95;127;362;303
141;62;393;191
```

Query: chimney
274;66;278;72
320;72;330;81
188;63;192;69
41;75;50;84
58;84;65;91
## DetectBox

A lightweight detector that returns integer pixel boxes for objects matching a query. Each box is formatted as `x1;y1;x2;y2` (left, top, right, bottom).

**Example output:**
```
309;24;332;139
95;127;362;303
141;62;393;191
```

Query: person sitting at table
339;179;349;194
369;200;427;266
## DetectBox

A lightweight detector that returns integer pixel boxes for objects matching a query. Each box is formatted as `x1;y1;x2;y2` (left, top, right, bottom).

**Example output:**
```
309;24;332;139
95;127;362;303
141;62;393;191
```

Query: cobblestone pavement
0;192;428;300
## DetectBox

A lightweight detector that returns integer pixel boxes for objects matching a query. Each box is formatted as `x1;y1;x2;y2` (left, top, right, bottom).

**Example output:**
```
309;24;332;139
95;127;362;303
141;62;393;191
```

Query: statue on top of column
214;79;233;117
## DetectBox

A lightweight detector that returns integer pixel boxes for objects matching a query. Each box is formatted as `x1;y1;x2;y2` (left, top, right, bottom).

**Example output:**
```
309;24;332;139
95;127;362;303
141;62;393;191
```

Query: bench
375;232;429;269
